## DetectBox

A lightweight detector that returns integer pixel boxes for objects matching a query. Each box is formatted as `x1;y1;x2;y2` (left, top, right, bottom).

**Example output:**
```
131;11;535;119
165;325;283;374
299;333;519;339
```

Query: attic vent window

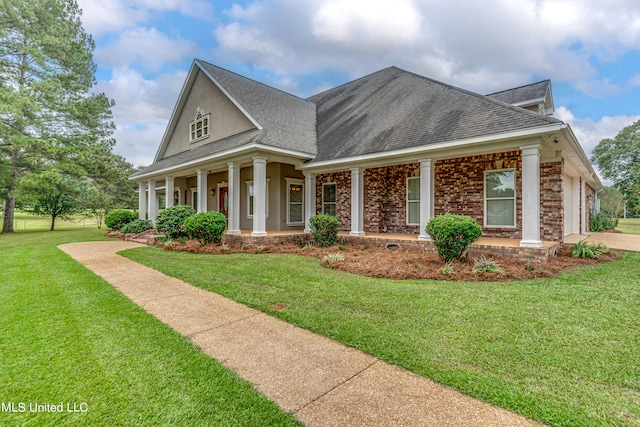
190;108;210;142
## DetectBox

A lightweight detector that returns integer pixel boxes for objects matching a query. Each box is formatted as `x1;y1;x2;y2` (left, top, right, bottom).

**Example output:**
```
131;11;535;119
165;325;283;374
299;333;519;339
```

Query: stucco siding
162;69;256;159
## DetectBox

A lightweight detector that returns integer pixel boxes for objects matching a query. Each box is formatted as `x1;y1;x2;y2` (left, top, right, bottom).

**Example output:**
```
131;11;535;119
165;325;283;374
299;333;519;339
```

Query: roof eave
130;142;315;181
300;124;566;173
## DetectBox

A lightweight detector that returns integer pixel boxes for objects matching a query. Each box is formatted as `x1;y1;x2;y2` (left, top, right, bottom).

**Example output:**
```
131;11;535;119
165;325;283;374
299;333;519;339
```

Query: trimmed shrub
104;209;136;231
589;211;618;232
426;213;482;262
184;211;227;245
121;219;153;234
155;205;196;239
310;214;341;247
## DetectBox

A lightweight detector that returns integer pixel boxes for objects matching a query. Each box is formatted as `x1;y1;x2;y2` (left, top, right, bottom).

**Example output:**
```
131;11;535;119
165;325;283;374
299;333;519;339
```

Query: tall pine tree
0;0;114;232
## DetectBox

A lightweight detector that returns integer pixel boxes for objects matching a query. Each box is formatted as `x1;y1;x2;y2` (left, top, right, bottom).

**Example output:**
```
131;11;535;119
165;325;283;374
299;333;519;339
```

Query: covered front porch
215;230;561;263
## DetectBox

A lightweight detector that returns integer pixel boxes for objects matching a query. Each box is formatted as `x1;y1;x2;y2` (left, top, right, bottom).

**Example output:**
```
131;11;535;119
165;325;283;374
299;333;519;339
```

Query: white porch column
138;182;147;220
304;173;317;233
520;145;542;247
350;167;365;236
227;162;241;234
418;159;435;241
580;178;588;234
148;180;157;224
571;177;581;235
196;169;208;213
251;156;268;236
165;177;174;209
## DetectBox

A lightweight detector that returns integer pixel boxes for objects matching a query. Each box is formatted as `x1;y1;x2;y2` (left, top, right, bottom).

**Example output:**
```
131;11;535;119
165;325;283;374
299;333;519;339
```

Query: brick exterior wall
540;160;564;242
363;164;420;234
434;151;523;238
314;151;568;243
315;171;352;232
586;183;596;226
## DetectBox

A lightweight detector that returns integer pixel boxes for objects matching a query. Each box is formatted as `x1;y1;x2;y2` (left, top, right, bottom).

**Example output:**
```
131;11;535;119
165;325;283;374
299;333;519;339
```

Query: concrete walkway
564;232;640;252
59;241;543;427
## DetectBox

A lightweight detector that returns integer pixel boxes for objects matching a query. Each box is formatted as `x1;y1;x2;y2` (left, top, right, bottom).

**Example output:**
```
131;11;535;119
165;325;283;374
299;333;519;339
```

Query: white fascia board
300;124;565;173
562;124;602;189
195;59;263;131
130;143;314;181
153;60;200;163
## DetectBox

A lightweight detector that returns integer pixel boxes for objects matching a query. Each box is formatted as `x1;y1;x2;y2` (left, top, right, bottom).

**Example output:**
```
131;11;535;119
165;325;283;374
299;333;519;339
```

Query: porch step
125;229;164;246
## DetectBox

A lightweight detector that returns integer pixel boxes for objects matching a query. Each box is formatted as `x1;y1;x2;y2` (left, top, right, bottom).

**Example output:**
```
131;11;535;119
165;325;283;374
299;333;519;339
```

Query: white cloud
555;106;640;161
78;0;214;36
95;27;198;73
311;0;423;50
94;68;187;166
213;0;640;96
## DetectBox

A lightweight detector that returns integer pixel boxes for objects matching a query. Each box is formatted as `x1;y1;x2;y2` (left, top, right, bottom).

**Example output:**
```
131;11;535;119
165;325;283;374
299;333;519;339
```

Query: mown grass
121;247;640;427
0;230;302;427
0;211;100;232
617;218;640;234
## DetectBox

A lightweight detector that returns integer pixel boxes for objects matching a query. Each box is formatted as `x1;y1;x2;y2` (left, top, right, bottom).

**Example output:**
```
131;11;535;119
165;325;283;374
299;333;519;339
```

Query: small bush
155;205;196;239
310;214;341;247
104;209;136;231
590;212;618;232
572;241;610;259
426;213;482;262
184;211;227;245
322;253;345;264
440;260;455;275
121;219;153;234
472;255;504;274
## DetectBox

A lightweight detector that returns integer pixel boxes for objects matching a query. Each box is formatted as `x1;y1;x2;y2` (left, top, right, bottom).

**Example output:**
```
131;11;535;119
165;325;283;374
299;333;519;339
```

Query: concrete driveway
583;232;640;252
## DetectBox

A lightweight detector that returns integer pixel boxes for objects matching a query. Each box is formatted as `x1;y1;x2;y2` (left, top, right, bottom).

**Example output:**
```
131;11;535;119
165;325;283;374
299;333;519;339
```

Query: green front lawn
617;218;640;234
0;211;101;232
121;247;640;427
0;230;301;427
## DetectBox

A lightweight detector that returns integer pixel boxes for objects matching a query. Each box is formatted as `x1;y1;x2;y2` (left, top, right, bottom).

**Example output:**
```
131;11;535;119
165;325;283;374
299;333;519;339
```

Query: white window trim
484;169;517;228
190;187;198;210
245;179;270;220
189;108;210;143
406;176;420;226
286;178;305;226
322;182;337;216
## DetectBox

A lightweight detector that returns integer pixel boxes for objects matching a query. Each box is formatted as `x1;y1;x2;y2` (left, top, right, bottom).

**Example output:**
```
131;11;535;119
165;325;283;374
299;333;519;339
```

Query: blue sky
77;0;640;171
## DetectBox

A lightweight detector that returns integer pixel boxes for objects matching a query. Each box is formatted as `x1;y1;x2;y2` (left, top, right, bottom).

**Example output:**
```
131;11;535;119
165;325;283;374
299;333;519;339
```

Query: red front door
219;186;229;217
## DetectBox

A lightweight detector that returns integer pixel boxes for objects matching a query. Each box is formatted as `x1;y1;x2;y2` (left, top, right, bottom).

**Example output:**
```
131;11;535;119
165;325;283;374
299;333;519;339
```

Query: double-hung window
322;183;337;216
246;179;270;219
406;177;420;225
286;178;304;225
485;169;516;227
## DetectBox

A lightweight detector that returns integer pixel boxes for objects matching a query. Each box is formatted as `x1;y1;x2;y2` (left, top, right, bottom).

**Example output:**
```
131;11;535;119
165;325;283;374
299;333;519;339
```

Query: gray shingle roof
129;129;262;178
307;67;561;163
486;80;550;105
198;60;317;156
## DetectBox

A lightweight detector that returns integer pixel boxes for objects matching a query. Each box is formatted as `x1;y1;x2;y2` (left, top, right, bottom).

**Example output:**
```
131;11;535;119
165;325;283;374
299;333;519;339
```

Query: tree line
1;0;136;232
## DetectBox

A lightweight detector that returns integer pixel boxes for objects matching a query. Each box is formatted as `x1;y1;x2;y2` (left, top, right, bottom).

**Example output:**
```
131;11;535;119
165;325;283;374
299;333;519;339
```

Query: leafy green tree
0;0;115;233
19;172;80;230
591;120;640;199
598;186;624;218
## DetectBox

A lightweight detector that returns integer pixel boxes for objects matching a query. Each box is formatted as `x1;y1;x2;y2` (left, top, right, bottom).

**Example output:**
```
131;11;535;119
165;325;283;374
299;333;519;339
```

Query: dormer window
190;108;210;142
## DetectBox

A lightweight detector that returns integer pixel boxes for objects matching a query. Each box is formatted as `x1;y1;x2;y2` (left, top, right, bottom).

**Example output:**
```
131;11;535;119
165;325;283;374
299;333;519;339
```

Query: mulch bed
154;238;618;282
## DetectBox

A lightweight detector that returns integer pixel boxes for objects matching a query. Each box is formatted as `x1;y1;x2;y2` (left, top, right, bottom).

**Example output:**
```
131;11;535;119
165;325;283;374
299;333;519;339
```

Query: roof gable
153;59;317;163
307;67;561;163
487;80;554;115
